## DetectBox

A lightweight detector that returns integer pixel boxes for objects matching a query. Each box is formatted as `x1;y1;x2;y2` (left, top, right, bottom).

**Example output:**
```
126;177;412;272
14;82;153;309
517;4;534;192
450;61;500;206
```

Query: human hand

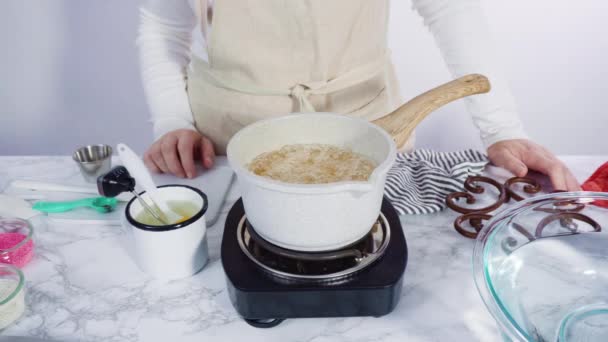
144;129;215;178
487;139;581;191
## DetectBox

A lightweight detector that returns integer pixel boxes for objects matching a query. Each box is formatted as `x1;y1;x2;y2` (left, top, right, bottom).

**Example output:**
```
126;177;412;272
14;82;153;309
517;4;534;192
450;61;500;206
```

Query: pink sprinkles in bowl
0;219;34;268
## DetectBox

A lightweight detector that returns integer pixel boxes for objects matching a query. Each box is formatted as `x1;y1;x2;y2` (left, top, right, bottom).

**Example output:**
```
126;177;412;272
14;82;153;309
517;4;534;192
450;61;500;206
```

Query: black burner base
221;198;408;327
244;318;284;328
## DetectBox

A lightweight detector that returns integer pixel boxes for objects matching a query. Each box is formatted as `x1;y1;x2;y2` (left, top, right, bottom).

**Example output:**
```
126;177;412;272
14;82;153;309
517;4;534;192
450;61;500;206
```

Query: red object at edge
581;161;608;208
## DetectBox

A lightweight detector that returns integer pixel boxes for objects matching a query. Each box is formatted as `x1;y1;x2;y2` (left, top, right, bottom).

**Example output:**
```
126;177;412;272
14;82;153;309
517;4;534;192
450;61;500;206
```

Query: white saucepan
227;74;490;251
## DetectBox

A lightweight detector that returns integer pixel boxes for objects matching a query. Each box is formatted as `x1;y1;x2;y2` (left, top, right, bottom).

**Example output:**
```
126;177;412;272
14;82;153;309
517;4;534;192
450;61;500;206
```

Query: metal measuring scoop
97;166;169;225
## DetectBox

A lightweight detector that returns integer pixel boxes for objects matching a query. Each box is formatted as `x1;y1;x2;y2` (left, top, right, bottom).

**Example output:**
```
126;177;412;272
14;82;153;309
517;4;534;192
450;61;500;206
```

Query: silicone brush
32;197;117;214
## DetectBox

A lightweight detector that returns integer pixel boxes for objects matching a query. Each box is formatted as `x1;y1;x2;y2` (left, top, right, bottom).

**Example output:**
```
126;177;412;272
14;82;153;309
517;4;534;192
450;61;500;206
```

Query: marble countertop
0;155;605;342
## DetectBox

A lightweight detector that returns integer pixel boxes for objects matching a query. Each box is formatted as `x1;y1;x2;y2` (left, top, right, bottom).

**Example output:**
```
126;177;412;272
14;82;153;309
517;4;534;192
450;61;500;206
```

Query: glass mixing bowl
473;192;608;342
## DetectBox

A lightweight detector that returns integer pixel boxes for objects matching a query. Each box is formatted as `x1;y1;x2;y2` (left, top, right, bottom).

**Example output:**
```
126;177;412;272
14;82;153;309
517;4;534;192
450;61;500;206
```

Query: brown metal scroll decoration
445;176;509;239
535;212;602;238
512;222;536;241
447;175;602;242
534;201;585;214
501;214;603;254
534;191;586;230
454;213;493;239
504;177;542;201
446;176;508;214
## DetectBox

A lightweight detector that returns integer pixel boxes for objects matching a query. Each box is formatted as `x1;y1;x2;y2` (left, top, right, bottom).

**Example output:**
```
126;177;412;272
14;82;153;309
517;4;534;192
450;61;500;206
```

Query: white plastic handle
11;180;98;194
9;180;132;202
116;143;173;216
116;143;158;194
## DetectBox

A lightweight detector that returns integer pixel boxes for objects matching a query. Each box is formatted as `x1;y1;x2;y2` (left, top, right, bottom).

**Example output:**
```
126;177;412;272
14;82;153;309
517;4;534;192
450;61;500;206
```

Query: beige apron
187;0;414;155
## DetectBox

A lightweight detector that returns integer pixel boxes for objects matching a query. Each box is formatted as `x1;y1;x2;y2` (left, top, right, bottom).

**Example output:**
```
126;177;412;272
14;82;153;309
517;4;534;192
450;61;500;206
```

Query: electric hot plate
221;197;408;328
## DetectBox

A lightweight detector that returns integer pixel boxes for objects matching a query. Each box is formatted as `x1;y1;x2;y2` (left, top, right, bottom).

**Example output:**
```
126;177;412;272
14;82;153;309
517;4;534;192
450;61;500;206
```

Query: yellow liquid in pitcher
247;144;377;184
135;201;199;226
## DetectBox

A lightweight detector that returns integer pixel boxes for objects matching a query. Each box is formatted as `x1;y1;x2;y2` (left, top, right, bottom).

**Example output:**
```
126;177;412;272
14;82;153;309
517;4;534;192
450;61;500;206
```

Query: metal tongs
97;166;169;224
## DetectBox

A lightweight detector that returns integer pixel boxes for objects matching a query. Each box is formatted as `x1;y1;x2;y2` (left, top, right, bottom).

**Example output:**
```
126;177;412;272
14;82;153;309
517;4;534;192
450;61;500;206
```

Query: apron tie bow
290;84;316;112
192;51;390;115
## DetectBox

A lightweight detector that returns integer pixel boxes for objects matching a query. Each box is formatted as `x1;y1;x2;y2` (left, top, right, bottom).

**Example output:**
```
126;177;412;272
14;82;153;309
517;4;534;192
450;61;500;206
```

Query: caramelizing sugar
247;144;377;184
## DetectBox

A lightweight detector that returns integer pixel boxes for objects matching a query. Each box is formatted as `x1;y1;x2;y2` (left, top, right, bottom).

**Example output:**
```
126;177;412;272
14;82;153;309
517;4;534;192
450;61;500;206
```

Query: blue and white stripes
385;149;488;215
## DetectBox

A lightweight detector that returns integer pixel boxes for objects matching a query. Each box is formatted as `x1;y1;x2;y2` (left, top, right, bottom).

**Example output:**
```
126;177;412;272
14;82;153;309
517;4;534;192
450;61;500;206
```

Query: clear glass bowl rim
472;191;608;342
0;263;24;306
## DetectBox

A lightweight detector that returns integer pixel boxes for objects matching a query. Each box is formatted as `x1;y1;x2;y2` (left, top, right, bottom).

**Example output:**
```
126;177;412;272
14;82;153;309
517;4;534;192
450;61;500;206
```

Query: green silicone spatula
32;197;117;214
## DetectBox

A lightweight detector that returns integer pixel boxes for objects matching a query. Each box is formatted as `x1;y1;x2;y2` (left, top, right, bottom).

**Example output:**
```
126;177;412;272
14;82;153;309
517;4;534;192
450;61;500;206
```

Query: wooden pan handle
372;74;491;149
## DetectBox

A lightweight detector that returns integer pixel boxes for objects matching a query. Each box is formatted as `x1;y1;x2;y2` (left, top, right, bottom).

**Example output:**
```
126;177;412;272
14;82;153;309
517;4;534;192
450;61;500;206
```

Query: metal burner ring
236;213;391;283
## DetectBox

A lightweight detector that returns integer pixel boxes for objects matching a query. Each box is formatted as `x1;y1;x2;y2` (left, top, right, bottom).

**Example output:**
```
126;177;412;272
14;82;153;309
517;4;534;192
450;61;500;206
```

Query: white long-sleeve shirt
137;0;527;148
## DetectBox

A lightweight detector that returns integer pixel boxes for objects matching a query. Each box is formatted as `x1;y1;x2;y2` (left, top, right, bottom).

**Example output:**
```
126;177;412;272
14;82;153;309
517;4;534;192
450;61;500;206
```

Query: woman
137;0;580;191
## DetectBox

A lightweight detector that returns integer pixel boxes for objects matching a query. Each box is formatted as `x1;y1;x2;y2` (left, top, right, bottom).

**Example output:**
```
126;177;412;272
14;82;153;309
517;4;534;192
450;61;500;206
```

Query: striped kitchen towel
384;149;489;215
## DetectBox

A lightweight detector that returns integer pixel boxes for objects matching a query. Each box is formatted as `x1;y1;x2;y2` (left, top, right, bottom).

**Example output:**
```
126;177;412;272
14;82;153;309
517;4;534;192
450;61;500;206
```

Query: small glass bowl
0;264;25;330
0;218;34;268
473;192;608;342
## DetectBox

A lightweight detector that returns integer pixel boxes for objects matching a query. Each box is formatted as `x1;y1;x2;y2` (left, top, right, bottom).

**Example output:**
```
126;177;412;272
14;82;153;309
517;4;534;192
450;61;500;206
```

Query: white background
1;0;606;155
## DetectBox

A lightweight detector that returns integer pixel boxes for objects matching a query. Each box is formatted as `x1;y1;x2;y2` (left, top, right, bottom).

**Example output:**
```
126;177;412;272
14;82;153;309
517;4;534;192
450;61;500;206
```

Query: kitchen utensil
8;180;132;202
227;74;490;251
32;197;117;214
0;264;25;330
98;166;168;225
72;144;113;183
8;159;231;227
473;191;608;342
0;218;34;268
151;156;234;226
0;338;64;342
0;338;63;342
116;143;181;224
124;185;209;279
4;180;127;226
9;194;45;201
221;197;407;328
0;194;39;220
